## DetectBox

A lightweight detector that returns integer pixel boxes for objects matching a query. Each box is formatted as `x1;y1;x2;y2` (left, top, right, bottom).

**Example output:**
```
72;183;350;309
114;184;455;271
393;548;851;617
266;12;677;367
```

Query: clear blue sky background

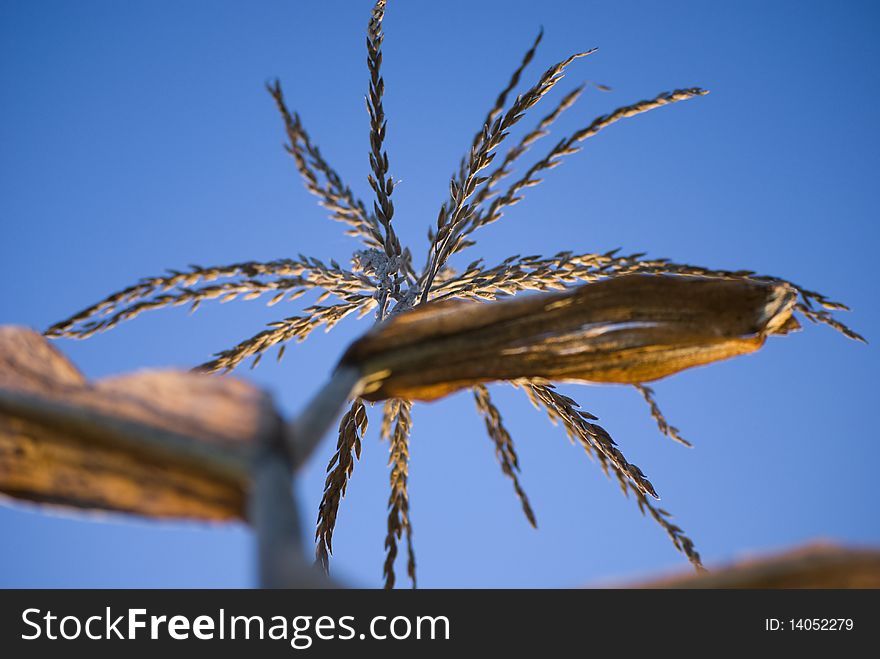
1;0;877;588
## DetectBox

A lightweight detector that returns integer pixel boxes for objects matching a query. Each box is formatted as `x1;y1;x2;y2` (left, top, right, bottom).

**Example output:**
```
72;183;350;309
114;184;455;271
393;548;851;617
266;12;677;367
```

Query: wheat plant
46;0;862;588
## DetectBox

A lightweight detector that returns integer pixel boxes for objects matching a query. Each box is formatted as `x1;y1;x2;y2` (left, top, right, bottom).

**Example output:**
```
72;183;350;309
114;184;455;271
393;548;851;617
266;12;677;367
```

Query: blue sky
1;0;878;588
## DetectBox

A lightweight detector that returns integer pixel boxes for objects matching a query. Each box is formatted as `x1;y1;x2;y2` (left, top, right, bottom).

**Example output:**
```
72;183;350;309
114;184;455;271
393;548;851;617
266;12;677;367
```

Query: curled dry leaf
0;273;800;526
342;274;799;401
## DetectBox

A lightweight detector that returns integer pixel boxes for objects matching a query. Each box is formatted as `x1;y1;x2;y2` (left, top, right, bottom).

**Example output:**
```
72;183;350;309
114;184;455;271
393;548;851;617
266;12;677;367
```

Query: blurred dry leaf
0;274;800;526
0;326;272;521
626;543;880;589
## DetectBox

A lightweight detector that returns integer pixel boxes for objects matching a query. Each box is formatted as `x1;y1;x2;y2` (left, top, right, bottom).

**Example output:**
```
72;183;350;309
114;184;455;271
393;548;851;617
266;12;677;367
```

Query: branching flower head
47;0;863;588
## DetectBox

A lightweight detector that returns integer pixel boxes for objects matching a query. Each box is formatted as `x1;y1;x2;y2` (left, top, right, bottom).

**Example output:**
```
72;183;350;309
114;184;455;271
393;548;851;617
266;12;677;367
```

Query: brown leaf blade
344;275;798;401
629;543;880;589
0;326;270;521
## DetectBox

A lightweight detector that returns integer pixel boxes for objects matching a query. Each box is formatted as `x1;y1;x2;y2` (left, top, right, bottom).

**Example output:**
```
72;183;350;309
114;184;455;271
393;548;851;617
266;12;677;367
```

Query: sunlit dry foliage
47;0;861;587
